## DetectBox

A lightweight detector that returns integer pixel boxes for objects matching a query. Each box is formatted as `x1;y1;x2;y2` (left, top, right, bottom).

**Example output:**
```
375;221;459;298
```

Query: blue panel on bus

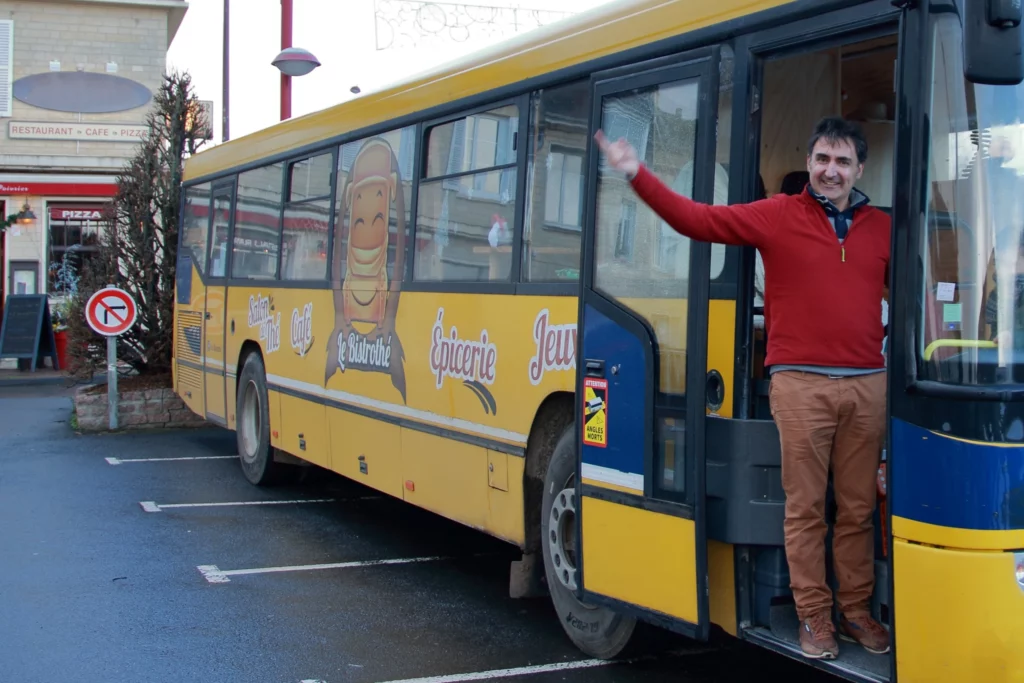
891;417;1024;530
580;302;646;490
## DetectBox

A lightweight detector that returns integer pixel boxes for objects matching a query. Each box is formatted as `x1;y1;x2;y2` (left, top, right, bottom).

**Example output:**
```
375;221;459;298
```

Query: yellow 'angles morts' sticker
583;377;607;447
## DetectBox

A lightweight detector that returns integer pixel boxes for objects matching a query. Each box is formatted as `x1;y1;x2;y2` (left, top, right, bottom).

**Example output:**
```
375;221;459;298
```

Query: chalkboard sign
0;295;59;371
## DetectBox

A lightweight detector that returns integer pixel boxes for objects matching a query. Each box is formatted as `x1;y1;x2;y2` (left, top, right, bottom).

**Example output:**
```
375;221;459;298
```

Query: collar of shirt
805;185;871;241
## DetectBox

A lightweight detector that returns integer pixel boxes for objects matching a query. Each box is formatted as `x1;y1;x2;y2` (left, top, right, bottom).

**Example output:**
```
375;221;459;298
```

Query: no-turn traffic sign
85;287;137;336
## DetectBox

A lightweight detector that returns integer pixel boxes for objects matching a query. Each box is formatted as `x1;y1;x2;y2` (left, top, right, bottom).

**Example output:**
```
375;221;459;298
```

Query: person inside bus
595;117;890;660
985;250;1024;346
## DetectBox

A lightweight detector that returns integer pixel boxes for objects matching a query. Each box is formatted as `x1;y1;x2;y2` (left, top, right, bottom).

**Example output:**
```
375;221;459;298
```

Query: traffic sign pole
107;327;117;430
85;285;138;430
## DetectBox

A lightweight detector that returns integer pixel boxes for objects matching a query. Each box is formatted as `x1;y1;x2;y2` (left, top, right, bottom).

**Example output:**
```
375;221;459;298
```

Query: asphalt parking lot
0;384;837;683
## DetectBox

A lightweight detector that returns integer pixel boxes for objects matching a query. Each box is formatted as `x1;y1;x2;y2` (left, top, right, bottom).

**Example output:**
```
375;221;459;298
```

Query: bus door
202;180;234;425
574;48;722;639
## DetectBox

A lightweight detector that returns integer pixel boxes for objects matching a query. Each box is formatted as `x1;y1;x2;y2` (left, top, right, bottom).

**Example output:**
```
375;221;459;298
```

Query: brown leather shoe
839;613;891;654
799;611;838;660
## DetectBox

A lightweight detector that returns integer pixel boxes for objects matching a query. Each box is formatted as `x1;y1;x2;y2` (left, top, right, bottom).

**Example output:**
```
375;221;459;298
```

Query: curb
0;373;108;389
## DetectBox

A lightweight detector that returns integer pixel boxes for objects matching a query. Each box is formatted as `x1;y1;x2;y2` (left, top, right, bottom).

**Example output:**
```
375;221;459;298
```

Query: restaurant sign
8;121;149;142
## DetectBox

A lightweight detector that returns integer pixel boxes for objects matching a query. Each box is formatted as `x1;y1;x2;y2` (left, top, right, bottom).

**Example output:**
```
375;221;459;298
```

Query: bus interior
743;30;897;678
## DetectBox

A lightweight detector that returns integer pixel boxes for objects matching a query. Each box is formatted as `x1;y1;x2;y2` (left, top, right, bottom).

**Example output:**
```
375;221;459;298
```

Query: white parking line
374;658;620;682
107;455;237;465
373;647;713;683
139;497;339;512
198;555;449;583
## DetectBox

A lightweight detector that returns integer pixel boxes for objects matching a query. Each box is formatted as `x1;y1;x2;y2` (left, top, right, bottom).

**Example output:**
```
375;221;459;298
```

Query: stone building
0;0;188;313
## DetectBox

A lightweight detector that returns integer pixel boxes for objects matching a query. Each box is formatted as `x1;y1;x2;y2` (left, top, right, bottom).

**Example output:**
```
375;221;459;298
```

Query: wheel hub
240;380;261;463
549;485;578;591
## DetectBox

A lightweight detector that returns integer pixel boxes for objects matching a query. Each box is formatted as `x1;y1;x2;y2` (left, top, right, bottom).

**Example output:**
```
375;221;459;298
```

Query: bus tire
235;353;286;486
541;423;636;659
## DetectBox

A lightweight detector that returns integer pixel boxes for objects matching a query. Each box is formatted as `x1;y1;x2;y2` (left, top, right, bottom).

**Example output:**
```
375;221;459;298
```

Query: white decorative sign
8;121;148;142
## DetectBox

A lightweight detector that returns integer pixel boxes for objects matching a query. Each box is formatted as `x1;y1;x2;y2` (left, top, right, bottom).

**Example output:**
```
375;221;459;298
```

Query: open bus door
202;180;234;425
568;47;722;647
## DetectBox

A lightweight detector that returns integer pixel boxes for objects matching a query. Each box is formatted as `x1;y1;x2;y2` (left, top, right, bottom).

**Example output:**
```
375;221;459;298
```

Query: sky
166;0;618;145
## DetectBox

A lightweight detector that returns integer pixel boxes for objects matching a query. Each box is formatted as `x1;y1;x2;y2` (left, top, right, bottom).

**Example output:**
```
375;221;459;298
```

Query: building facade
0;0;187;314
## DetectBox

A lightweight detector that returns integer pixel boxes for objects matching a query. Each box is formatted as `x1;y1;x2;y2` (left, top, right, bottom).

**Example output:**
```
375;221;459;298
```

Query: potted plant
51;307;69;371
49;247;80;372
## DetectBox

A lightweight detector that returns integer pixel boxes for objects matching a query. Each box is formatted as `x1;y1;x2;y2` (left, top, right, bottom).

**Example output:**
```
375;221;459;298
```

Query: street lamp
2;202;37;234
272;47;321;77
270;0;321;121
271;46;320;121
16;203;37;225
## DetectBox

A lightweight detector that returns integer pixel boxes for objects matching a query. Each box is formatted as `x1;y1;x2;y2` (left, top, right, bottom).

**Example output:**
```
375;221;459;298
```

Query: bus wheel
236;353;285;486
541;424;636;659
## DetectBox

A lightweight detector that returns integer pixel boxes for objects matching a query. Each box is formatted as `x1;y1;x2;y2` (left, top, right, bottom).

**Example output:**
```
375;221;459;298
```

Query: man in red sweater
595;117;890;660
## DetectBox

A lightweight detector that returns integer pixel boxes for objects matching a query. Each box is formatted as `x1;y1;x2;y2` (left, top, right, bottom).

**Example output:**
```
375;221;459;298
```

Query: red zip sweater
630;165;890;370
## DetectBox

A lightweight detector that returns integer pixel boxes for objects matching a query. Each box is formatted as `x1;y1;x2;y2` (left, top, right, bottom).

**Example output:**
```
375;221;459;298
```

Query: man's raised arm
595;130;780;249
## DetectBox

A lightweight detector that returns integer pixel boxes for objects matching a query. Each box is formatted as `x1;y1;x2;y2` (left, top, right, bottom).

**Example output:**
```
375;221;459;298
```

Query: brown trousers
768;370;886;621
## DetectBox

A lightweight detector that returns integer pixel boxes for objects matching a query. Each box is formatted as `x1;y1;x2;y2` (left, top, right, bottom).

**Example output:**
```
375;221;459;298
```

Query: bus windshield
919;13;1024;385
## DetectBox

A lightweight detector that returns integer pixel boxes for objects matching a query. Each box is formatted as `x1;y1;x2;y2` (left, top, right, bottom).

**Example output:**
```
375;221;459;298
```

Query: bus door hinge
890;0;917;9
750;84;760;114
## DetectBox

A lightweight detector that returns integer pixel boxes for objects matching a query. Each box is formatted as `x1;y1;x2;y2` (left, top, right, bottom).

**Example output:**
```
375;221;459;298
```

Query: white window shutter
0;21;12;118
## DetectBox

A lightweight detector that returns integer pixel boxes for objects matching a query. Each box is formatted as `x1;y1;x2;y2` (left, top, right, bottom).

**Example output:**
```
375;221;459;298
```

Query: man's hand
594;130;640;179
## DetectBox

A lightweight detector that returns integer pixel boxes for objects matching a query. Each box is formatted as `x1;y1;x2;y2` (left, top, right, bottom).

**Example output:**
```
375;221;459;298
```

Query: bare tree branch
65;71;207;379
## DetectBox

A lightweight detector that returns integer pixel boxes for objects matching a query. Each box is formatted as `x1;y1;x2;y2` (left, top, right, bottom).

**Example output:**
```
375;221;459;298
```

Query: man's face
806;136;863;207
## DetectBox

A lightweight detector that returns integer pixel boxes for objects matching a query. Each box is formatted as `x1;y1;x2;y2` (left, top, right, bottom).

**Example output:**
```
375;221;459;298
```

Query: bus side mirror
964;0;1024;85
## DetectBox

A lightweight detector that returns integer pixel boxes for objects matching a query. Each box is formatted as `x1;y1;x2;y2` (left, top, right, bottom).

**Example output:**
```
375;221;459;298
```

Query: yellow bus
173;1;1024;681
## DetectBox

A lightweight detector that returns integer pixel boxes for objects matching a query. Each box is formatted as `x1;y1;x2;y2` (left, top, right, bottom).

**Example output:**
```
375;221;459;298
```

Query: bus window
232;163;284;280
710;45;734;281
522;80;589;283
281;152;332;281
209;187;232;278
334;126;415;289
181;182;211;275
594;77;703;496
919;14;1024;385
415;104;520;282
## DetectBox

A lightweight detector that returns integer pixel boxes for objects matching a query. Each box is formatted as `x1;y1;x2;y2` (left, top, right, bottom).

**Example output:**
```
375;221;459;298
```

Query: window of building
334;127;415;301
0;21;12;118
522;80;589;282
414;104;520;282
281;151;333;281
47;204;107;294
232;163;284;280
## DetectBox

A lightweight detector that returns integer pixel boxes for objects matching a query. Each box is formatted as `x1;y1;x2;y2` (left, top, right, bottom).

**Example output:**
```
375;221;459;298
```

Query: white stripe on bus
580;463;643;491
267;374;529;446
178;363;527;446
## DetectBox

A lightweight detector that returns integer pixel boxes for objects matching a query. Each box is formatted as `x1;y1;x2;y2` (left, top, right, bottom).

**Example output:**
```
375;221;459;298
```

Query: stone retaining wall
74;386;206;431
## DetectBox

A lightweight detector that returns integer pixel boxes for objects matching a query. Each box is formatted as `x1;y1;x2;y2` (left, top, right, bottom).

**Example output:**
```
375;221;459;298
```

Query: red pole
223;0;230;140
280;0;292;121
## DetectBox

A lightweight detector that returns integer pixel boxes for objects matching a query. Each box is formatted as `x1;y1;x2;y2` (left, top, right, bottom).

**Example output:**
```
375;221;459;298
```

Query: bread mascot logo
325;137;407;402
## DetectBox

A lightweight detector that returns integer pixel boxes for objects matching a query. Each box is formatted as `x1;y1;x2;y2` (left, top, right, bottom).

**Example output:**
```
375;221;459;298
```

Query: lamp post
271;0;320;121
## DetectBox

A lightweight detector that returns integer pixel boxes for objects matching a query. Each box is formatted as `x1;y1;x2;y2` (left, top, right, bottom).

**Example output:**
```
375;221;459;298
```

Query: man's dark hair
807;117;869;163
